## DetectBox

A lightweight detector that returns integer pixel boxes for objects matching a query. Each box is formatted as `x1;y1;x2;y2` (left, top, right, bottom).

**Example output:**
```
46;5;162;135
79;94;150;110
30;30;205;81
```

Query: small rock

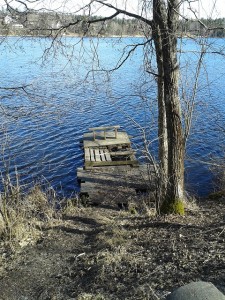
166;281;225;300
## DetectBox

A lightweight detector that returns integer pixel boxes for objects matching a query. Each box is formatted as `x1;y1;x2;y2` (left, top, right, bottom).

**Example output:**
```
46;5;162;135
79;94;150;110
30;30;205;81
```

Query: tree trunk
153;0;185;214
152;22;168;200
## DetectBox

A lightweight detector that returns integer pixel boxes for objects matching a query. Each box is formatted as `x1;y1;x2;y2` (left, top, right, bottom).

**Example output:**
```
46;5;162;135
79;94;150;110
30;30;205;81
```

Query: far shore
0;33;145;38
0;32;203;39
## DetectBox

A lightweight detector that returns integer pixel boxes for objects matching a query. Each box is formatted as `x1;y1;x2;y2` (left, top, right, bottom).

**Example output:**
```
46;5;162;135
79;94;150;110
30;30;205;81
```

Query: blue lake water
0;36;224;197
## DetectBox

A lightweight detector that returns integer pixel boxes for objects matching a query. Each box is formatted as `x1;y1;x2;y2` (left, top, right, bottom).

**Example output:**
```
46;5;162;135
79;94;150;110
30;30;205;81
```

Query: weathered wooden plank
85;160;138;168
83;131;131;148
89;125;120;131
84;148;91;161
77;164;153;190
79;165;152;177
104;149;111;161
81;186;136;197
80;181;137;203
88;126;120;141
90;148;95;161
109;150;136;156
94;149;101;162
99;149;106;161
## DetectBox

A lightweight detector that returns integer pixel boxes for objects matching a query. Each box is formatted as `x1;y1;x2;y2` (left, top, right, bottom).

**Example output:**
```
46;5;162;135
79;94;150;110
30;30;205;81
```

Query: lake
0;36;224;197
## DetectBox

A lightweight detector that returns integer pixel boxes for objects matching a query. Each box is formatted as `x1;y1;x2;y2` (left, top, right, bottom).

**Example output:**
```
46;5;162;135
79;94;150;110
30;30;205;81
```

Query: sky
183;0;225;19
1;0;225;19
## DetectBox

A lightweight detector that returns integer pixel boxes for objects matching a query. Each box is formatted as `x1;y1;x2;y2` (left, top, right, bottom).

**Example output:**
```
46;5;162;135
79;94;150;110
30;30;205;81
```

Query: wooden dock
78;126;154;205
83;126;138;168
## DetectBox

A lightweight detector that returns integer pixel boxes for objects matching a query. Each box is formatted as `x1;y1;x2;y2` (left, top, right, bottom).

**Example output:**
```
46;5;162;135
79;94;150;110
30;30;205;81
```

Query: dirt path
0;200;225;300
0;209;106;299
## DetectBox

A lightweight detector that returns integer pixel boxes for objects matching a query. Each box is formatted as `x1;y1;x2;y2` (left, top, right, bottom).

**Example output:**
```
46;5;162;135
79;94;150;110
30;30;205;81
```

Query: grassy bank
0;183;225;299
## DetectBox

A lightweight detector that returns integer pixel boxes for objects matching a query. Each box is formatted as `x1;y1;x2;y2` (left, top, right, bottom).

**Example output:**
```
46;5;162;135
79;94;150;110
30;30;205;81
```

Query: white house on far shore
12;23;24;29
3;15;13;24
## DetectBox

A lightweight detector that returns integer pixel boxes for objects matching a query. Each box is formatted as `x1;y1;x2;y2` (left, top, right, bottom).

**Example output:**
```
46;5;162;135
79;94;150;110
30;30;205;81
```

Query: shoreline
0;33;145;38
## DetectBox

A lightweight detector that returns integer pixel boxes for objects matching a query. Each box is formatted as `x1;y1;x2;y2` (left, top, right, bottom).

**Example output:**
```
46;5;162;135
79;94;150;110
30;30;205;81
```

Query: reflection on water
0;37;224;197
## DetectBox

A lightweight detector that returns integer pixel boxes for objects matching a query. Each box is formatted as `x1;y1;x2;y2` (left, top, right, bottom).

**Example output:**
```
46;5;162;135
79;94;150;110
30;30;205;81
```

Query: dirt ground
0;198;225;300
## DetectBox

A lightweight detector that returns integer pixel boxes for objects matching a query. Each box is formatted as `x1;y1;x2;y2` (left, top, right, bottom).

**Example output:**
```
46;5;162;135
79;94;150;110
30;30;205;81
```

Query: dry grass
65;198;225;299
77;293;106;300
0;177;224;299
0;193;225;299
0;184;62;250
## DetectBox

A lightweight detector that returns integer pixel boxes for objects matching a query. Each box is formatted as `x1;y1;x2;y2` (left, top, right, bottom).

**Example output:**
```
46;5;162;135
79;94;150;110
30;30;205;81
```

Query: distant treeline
180;18;225;38
0;10;225;37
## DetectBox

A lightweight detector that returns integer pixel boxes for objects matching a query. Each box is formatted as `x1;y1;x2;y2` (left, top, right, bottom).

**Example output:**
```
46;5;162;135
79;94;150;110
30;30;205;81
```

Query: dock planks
83;131;131;149
82;126;137;168
78;126;154;204
77;165;154;204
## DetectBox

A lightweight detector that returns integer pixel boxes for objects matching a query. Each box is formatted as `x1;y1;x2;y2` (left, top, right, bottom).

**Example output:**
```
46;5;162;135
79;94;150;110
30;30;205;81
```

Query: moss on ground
161;198;185;215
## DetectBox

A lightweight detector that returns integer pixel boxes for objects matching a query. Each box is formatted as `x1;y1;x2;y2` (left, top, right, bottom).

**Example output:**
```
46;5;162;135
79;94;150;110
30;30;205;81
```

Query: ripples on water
0;37;224;197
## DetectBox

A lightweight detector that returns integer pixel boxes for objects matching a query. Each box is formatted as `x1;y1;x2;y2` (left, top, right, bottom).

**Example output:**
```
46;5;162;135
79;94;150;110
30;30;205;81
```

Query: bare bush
0;177;61;249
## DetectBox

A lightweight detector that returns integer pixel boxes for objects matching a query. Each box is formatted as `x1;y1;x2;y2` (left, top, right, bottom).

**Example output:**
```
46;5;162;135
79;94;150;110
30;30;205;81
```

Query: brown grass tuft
0;184;61;250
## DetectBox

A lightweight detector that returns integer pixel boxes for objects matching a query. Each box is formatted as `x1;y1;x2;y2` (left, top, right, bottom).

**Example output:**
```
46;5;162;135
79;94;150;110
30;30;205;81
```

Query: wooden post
115;127;118;139
89;125;120;141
